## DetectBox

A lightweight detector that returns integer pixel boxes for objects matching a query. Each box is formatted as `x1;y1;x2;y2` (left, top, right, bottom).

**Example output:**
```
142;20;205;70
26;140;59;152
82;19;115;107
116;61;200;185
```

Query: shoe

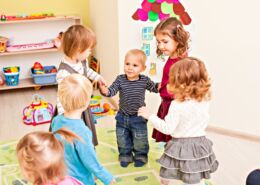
120;161;130;167
134;160;145;167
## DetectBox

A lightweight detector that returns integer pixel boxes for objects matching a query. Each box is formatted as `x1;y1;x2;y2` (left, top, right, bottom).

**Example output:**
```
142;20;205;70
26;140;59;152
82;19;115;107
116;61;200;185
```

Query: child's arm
138;103;179;135
76;131;114;185
145;76;159;93
100;76;121;97
99;83;109;96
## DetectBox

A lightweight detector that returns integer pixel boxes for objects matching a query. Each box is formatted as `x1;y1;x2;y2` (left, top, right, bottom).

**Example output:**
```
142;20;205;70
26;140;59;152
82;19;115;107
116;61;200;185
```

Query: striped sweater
106;74;158;115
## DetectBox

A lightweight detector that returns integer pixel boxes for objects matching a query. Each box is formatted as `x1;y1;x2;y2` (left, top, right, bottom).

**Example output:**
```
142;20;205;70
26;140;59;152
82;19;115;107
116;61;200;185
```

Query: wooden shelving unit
0;15;81;91
0;15;81;25
0;78;57;91
0;48;59;56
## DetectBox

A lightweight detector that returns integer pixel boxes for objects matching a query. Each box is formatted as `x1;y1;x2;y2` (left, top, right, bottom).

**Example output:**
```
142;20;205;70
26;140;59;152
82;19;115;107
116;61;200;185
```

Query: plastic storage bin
31;66;57;85
3;67;20;86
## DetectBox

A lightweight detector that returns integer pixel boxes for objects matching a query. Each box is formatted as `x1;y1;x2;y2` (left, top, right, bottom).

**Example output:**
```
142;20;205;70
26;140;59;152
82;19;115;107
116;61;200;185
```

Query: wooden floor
0;86;260;185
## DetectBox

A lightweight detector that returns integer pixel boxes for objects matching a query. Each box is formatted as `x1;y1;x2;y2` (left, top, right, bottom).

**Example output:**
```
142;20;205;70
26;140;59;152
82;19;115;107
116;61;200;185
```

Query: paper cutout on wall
142;27;153;41
132;0;191;25
141;43;151;56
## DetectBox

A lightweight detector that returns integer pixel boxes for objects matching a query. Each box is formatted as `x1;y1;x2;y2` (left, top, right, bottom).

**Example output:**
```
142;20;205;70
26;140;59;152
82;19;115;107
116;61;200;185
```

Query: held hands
98;81;109;96
109;179;117;185
138;106;151;120
98;76;107;86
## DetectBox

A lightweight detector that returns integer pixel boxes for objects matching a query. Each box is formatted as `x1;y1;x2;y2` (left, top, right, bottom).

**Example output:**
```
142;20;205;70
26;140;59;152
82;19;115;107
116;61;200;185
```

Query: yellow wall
0;0;90;26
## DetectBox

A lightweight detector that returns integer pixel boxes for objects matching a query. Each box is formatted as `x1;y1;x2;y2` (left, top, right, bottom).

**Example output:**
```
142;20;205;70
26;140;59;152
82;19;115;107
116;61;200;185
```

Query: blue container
31;66;57;85
3;67;20;86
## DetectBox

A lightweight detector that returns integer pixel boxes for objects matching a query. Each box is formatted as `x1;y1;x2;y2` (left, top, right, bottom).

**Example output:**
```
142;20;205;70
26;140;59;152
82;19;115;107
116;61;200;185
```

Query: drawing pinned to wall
142;27;153;41
149;62;157;75
141;43;150;56
132;0;192;25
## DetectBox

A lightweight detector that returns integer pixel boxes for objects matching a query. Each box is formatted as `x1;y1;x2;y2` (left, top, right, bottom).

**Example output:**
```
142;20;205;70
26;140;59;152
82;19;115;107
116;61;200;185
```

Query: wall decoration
142;27;153;41
141;43;151;56
132;0;192;25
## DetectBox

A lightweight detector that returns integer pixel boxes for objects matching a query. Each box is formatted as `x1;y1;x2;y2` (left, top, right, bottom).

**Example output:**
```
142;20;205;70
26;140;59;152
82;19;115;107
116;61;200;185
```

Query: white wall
89;0;120;85
89;0;260;136
182;0;260;135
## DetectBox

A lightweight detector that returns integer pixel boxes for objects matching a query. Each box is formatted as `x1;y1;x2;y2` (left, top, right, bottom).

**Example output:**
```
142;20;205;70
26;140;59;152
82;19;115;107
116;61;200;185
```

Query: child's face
156;33;178;57
124;55;145;81
75;48;91;61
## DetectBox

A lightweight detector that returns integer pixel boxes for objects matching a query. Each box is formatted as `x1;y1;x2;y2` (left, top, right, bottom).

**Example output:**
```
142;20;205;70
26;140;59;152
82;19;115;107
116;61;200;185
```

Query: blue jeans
115;112;149;163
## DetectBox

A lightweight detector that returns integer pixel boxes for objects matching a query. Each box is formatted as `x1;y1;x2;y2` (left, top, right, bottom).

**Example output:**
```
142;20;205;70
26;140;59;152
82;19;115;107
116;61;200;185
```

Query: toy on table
3;66;20;86
0;36;8;53
23;94;54;126
90;95;114;122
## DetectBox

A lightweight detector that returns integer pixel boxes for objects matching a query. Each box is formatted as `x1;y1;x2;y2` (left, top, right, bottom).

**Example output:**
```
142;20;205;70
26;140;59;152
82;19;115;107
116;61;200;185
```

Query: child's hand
98;76;107;86
98;82;109;95
157;83;161;91
138;106;151;120
109;179;117;184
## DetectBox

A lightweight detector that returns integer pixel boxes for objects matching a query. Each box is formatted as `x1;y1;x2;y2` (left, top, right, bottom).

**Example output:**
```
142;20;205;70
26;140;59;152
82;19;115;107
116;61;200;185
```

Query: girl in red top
152;17;190;142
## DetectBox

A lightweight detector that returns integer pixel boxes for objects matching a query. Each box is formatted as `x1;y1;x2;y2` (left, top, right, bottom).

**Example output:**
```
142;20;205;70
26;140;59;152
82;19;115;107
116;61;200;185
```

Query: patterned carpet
0;115;164;185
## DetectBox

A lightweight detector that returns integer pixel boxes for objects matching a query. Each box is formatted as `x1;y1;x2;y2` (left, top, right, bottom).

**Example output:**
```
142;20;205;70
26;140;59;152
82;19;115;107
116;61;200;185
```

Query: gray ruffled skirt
159;136;218;184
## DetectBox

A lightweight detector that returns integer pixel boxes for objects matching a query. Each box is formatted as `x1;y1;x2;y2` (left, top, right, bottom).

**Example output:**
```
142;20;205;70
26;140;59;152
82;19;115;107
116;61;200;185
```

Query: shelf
0;15;81;25
0;48;59;56
0;78;57;91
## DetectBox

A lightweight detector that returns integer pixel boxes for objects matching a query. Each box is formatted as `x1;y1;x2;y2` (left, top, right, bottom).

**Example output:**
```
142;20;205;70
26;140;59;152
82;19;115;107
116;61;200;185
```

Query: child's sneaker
120;161;130;168
134;160;145;167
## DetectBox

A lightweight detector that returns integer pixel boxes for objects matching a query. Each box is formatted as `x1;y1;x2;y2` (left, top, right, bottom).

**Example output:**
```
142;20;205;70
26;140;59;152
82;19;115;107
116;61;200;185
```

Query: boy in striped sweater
99;49;159;168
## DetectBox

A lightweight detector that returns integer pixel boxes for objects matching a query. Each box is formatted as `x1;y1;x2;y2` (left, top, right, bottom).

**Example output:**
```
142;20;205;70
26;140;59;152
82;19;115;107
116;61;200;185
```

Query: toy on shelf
0;13;55;21
0;36;8;53
23;94;54;126
89;56;100;89
3;66;20;86
6;41;54;52
32;62;44;74
53;32;63;48
31;62;57;85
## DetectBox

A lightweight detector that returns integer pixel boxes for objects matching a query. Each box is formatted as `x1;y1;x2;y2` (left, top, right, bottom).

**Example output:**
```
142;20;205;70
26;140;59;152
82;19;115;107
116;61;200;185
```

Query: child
99;49;159;168
138;57;219;185
54;25;107;146
152;17;190;143
52;74;114;185
16;129;83;185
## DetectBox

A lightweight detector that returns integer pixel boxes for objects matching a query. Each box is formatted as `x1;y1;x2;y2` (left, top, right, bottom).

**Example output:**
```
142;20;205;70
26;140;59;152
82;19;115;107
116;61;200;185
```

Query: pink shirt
159;57;180;99
44;176;83;185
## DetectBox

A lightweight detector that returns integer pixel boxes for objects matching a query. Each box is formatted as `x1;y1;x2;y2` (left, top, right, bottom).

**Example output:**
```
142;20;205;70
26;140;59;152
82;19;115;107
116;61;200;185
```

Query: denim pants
115;112;149;163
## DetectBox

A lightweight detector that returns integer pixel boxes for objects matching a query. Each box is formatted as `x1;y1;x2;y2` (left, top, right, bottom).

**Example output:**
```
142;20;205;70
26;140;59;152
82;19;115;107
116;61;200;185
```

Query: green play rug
0;117;164;185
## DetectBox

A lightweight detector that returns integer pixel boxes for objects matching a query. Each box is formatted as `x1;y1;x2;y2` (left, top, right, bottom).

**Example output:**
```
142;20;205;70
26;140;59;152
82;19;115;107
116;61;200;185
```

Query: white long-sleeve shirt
149;100;210;138
56;57;101;114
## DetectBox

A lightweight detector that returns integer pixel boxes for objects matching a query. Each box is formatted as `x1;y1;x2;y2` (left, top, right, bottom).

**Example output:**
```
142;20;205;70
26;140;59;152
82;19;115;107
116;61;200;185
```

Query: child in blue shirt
51;74;115;185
